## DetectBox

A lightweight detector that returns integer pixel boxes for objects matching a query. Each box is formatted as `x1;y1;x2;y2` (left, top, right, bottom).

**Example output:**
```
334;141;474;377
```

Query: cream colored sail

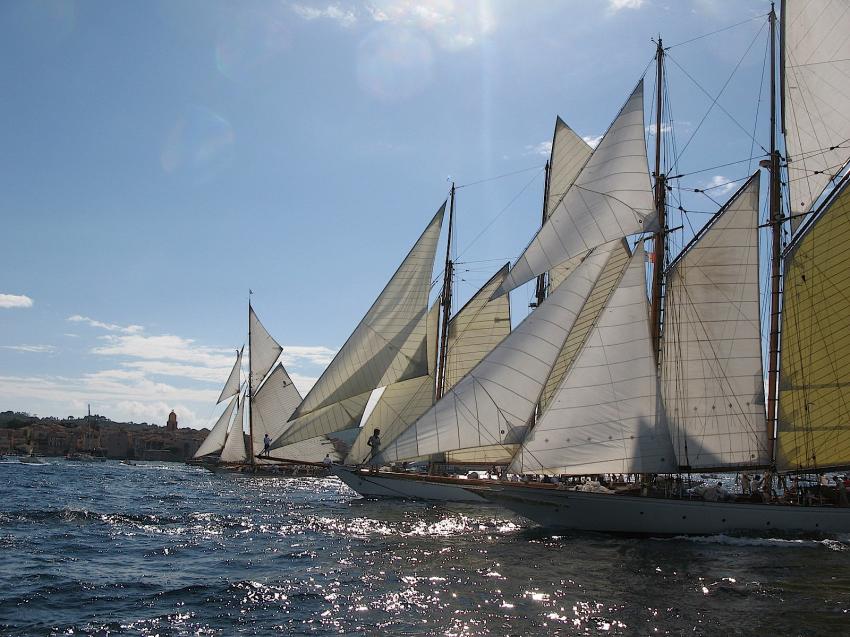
495;81;655;296
540;240;630;413
289;205;445;421
217;348;243;404
344;303;440;464
194;394;238;458
273;430;359;463
376;244;617;464
249;307;283;388
777;179;850;471
271;392;371;449
783;0;850;230
443;265;511;390
511;243;676;476
661;174;768;469
220;394;249;463
546;119;594;292
252;364;302;460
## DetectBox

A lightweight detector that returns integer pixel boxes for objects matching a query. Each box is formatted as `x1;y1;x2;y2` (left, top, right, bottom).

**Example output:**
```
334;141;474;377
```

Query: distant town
0;409;208;461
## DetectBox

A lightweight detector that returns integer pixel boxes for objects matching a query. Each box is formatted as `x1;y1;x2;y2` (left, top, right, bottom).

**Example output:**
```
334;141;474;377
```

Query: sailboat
193;303;344;472
457;2;850;534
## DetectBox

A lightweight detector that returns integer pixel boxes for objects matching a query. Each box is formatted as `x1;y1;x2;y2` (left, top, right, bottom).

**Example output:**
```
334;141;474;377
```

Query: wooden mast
533;161;551;308
247;294;254;465
436;184;455;400
650;37;666;358
766;4;782;465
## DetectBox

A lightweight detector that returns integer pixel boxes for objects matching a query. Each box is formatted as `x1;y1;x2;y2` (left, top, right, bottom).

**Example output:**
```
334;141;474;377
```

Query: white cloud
525;140;552;158
0;294;34;309
67;314;144;334
646;123;672;136
1;344;56;353
291;3;357;27
91;333;235;368
582;134;603;148
282;345;337;367
608;0;645;12
705;175;736;195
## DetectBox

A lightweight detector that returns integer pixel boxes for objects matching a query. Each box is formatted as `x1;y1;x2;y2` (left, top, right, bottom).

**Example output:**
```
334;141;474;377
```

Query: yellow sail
777;181;850;471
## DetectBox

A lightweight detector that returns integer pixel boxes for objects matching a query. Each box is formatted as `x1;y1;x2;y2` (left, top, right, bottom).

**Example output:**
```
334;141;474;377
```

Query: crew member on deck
323;453;333;466
262;433;271;456
366;428;381;472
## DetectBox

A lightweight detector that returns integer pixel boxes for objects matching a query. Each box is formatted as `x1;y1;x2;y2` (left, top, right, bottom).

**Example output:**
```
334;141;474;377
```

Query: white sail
495;81;655;297
511;243;676;476
270;429;359;463
290;205;445;420
271;392;372;449
217;347;242;404
251;364;303;459
546;119;594;292
662;174;769;469
249;307;283;388
443;264;511;391
194;394;238;458
376;244;617;464
540;240;631;413
784;0;850;230
220;394;249;463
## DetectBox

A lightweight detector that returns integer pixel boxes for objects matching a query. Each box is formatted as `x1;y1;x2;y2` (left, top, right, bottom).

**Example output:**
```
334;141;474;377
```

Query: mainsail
495;80;656;296
194;394;238;458
777;179;850;471
783;0;850;230
545;119;594;292
217;347;243;404
287;205;445;424
249;306;283;388
662;174;769;470
376;244;617;464
219;394;249;463
511;243;676;476
251;363;302;460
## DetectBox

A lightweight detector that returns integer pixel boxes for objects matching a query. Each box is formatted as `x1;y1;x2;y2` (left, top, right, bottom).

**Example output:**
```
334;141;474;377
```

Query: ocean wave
654;533;850;551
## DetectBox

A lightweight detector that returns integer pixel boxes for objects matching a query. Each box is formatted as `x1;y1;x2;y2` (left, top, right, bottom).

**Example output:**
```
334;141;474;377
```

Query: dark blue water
1;460;849;636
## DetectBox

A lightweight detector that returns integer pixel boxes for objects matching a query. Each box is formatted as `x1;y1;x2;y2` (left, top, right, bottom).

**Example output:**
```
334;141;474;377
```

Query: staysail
545;119;594;292
511;243;676;476
194;394;238;458
219;393;249;463
783;0;850;230
661;174;768;469
287;205;445;425
495;81;655;296
271;392;372;449
249;307;283;388
217;347;243;404
777;179;850;471
251;363;303;460
376;244;617;464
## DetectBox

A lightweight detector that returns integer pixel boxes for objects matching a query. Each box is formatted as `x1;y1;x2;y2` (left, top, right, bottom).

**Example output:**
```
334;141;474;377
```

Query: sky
0;0;776;430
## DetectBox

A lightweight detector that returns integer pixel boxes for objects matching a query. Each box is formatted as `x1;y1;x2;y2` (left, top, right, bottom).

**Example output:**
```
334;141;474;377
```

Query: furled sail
220;394;249;463
289;205;445;421
783;0;850;230
495;81;655;297
344;303;440;465
539;240;630;413
194;394;238;458
777;179;850;471
217;347;243;404
249;307;283;388
443;264;511;391
546;119;594;292
661;174;768;470
511;243;676;476
376;244;617;464
271;392;372;449
251;363;303;460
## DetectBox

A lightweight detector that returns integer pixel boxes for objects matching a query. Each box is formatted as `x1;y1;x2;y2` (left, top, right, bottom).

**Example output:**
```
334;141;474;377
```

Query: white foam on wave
654;533;850;551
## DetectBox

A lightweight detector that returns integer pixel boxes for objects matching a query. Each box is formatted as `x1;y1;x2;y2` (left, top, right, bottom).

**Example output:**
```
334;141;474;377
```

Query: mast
766;4;782;465
436;183;455;400
533;161;551;308
247;294;254;465
649;37;666;358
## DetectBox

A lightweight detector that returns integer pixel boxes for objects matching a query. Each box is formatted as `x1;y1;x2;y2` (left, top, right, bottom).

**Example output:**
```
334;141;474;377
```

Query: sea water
1;460;848;636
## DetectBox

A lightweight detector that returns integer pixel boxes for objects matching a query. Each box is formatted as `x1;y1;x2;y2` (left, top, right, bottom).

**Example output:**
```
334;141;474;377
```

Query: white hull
330;466;488;502
473;485;850;535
